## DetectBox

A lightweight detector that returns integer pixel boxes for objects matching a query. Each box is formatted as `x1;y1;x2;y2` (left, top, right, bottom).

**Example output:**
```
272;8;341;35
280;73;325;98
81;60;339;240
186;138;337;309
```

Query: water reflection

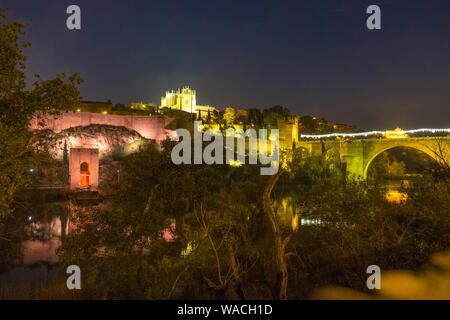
6;198;172;268
12;179;413;266
0;201;80;269
23;217;65;264
381;179;410;204
272;186;324;229
272;179;413;228
385;190;408;203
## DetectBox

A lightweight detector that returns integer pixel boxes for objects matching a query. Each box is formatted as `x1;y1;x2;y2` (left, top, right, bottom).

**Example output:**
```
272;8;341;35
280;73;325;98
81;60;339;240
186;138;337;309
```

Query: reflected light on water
385;190;408;203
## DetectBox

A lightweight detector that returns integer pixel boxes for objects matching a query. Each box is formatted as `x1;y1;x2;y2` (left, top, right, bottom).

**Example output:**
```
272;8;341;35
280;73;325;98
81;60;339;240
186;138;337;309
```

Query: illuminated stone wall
277;116;299;150
47;124;145;158
30;111;174;142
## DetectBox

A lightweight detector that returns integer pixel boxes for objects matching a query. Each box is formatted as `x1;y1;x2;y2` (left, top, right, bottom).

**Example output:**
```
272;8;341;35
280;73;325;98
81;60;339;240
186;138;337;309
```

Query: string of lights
300;128;450;139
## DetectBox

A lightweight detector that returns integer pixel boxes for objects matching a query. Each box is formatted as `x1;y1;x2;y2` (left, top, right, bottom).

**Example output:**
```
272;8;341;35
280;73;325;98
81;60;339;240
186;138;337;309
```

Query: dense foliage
53;141;450;299
0;9;81;217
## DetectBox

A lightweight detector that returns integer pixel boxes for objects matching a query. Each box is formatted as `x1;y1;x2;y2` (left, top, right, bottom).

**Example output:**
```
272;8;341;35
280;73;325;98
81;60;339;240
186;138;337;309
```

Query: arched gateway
69;148;99;190
30;111;175;191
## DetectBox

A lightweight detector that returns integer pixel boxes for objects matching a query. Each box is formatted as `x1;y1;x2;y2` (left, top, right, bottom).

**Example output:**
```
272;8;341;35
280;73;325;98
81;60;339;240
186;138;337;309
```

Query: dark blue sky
2;0;449;130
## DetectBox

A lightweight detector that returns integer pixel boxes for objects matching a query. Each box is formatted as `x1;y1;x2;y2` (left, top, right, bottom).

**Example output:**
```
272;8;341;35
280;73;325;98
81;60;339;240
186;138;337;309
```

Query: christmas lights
300;128;450;139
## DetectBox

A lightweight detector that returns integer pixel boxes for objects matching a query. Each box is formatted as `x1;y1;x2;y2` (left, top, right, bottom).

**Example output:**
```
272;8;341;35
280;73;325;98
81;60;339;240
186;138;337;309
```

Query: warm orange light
80;175;89;187
80;162;90;188
385;190;408;203
386;127;408;139
292;214;299;231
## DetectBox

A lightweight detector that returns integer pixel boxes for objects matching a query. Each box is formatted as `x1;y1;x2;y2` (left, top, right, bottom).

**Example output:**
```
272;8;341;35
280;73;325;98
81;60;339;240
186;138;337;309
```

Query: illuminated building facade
385;127;408;139
161;86;216;116
161;86;196;113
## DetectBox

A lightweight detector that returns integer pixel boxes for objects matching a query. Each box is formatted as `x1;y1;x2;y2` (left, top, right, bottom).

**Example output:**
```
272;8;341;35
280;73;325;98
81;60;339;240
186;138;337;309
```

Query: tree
367;151;406;182
263;170;296;299
248;108;263;127
299;115;318;134
62;140;69;185
113;103;127;111
266;105;290;118
16;137;450;299
57;140;268;299
426;138;450;181
223;107;236;128
0;9;82;218
211;110;225;131
262;105;290;128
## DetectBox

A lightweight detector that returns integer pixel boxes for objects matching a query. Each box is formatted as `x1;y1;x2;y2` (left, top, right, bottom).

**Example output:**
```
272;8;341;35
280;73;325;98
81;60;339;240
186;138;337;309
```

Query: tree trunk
263;170;290;300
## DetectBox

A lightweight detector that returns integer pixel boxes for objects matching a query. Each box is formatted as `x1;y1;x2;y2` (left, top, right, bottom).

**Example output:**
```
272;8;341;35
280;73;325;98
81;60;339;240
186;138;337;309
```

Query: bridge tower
69;148;99;190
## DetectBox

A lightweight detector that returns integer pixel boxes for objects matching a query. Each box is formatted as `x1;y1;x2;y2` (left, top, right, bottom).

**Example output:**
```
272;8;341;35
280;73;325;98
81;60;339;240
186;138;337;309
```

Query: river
0;177;412;296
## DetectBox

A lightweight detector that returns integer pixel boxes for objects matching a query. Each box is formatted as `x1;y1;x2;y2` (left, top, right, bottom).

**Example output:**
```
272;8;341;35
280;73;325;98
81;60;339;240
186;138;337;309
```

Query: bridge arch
362;143;439;179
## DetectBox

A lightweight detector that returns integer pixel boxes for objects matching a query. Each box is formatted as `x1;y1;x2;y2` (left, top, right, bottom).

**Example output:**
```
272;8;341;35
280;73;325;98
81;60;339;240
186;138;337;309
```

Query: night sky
2;0;449;130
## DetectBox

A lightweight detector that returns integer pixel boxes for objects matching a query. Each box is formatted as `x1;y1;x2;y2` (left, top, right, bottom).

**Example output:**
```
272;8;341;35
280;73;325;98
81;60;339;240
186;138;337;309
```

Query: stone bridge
296;137;450;179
